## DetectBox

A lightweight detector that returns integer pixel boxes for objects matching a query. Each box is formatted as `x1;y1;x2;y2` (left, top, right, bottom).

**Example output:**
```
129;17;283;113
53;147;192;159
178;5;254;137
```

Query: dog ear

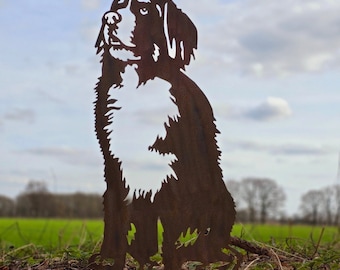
162;1;197;68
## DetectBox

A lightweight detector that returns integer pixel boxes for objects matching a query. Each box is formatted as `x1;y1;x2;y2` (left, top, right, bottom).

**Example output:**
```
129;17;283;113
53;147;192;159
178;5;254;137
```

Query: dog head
96;0;197;84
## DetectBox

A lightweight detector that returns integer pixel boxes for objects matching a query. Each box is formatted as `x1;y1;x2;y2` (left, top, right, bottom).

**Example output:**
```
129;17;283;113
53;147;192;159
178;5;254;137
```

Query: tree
13;180;103;218
16;180;55;217
0;195;15;216
53;193;103;218
333;185;340;225
255;179;286;223
231;178;286;223
320;186;334;225
239;179;258;222
300;185;340;226
300;190;324;225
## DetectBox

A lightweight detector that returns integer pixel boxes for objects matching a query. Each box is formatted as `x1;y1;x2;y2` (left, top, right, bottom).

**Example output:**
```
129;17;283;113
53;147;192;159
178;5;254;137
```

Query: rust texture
89;0;237;269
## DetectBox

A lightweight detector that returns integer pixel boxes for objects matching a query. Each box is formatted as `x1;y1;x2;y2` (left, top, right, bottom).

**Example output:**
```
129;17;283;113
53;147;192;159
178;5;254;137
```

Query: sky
0;0;339;216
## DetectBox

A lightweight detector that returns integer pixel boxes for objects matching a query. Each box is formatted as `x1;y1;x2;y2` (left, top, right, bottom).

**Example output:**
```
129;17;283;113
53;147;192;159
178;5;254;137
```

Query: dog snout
104;11;121;25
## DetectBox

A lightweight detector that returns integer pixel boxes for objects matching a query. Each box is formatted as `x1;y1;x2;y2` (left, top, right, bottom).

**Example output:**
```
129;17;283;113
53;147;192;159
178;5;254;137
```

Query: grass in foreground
1;218;340;269
0;219;102;269
0;219;102;250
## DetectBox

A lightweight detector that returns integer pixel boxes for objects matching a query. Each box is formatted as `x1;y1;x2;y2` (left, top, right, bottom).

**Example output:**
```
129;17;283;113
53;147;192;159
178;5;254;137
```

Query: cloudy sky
1;0;339;215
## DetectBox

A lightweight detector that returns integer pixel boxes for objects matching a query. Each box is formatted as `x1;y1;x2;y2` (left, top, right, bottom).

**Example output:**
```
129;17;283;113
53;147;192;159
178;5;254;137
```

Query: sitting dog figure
91;0;237;269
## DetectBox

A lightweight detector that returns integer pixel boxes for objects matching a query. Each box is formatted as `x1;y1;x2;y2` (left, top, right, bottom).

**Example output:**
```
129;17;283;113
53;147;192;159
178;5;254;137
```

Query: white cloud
181;0;340;76
216;97;292;121
231;140;332;156
245;97;292;121
81;0;100;10
304;53;332;71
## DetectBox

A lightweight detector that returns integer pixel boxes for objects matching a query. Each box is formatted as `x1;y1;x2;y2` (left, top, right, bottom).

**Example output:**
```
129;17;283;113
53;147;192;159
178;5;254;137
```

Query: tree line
228;178;340;225
227;178;286;223
300;185;340;225
1;179;340;225
0;180;103;218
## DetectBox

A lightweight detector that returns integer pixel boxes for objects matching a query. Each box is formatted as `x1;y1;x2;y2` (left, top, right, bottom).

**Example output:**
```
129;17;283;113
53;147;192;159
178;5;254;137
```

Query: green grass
232;223;340;244
0;218;103;250
232;224;340;269
1;219;340;269
0;219;103;268
1;218;339;248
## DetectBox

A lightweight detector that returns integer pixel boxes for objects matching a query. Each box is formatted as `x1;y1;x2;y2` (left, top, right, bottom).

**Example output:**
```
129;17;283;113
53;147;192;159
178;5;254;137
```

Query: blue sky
1;0;339;215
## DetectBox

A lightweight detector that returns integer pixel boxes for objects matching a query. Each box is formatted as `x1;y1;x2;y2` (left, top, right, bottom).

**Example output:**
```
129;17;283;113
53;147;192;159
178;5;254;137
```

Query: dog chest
107;65;179;196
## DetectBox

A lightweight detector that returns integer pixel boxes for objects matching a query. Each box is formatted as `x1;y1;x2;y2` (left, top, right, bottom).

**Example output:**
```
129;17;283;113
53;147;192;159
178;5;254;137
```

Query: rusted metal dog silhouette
90;0;236;269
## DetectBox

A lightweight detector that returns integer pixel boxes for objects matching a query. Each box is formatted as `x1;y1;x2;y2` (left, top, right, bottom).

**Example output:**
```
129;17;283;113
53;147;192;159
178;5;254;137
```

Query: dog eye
140;7;148;15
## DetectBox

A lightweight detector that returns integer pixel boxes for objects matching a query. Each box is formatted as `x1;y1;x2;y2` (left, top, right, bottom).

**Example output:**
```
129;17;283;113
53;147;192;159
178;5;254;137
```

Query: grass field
1;218;340;269
1;218;339;247
0;218;103;250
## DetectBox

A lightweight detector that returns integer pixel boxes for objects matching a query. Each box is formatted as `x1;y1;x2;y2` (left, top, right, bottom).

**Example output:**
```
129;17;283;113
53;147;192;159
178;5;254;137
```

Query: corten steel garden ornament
89;0;238;269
